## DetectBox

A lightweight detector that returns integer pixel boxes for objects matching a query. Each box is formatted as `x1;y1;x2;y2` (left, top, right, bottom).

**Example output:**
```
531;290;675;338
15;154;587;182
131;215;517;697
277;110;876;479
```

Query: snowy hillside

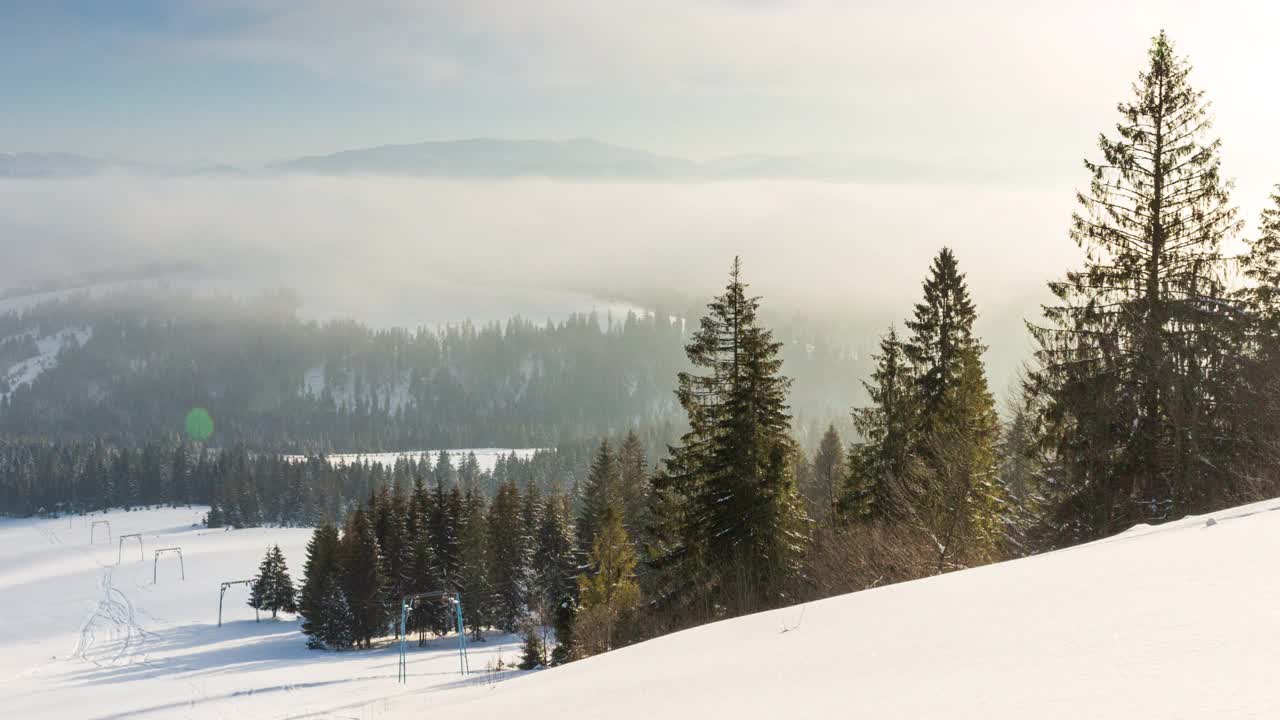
0;508;524;719
5;500;1277;718
394;499;1280;719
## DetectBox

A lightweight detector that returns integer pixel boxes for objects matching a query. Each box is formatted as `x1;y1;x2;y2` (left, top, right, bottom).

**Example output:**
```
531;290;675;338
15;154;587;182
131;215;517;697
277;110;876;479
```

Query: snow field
0;507;524;719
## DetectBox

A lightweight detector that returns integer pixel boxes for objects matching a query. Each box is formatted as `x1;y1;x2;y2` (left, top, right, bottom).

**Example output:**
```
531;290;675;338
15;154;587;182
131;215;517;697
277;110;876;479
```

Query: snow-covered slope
5;499;1277;718
1;326;91;397
397;499;1280;719
0;507;524;719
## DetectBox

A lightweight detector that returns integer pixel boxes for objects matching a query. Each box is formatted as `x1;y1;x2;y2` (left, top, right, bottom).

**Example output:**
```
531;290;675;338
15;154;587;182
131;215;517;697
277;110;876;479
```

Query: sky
3;1;1278;178
3;1;1280;396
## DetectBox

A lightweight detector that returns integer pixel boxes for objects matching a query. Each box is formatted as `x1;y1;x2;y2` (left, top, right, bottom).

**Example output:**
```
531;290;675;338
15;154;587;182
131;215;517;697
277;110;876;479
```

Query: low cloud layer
0;175;1091;392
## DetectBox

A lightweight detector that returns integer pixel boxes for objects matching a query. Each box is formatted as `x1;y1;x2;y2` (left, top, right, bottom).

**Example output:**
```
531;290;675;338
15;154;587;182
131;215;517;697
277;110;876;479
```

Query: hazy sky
4;1;1279;180
4;1;1280;396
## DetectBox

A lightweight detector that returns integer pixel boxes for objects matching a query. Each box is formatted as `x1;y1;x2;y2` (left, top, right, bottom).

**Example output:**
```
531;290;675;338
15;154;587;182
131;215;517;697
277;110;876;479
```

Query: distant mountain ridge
0;152;242;178
3;139;1029;182
274;138;700;178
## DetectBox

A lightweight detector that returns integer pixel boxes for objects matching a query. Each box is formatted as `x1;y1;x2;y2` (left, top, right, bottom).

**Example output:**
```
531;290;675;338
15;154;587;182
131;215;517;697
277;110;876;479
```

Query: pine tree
408;527;447;642
206;501;225;529
315;574;355;651
575;507;640;656
300;523;342;645
457;489;490;640
429;477;460;586
518;621;548;670
371;486;409;632
1029;31;1242;539
487;480;530;632
250;544;298;619
576;439;620;561
902;249;1003;567
652;257;808;618
617;430;650;541
434;451;456;490
904;248;980;424
341;507;388;648
535;486;576;617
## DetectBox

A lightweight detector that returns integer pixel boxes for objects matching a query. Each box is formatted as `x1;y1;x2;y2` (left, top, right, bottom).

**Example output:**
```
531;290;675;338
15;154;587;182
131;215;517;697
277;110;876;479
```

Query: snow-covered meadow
0;507;524;719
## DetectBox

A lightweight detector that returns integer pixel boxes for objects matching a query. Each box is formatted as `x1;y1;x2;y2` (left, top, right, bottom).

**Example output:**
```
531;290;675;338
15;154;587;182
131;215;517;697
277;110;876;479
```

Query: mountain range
1;139;1016;182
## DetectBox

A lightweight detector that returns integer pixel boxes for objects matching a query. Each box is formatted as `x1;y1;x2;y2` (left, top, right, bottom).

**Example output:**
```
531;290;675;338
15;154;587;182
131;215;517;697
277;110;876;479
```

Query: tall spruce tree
617;430;650;540
651;257;808;618
429;477;460;586
299;522;341;644
487;480;530;632
1029;31;1242;540
457;489;490;640
536;491;579;665
341;507;388;648
841;327;917;521
906;249;1002;567
904;248;981;425
577;439;621;561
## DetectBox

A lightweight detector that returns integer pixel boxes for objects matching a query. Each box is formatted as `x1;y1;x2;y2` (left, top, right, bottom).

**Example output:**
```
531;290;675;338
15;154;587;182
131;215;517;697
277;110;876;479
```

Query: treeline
0;437;606;523
0;288;863;452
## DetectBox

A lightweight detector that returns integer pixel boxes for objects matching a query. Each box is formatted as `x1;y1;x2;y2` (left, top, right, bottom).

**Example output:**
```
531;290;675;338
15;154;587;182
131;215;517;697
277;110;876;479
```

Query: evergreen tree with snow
314;574;355;651
518;622;547;670
249;544;298;619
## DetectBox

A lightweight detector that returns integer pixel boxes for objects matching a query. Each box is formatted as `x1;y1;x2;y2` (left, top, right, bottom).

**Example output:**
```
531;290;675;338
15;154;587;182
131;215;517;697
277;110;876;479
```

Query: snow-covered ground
285;448;540;473
0;507;524;719
6;498;1279;718
387;498;1280;719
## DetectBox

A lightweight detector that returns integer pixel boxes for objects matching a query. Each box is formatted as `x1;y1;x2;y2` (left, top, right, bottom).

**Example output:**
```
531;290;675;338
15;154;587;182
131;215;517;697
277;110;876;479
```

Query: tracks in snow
73;563;149;668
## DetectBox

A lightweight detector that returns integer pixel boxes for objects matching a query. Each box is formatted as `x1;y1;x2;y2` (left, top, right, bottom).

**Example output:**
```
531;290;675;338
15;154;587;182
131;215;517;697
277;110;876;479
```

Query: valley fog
0;175;1079;390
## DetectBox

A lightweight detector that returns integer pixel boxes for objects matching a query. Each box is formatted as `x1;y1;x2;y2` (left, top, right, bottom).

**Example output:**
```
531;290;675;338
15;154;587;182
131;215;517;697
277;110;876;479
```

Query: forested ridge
0;289;863;453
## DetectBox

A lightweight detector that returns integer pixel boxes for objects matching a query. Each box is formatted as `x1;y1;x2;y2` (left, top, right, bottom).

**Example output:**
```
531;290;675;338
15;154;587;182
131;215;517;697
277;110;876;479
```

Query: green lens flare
185;408;214;441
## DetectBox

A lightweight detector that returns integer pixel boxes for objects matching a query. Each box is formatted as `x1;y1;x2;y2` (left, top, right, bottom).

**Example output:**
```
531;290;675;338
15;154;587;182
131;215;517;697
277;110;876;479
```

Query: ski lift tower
397;591;469;683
